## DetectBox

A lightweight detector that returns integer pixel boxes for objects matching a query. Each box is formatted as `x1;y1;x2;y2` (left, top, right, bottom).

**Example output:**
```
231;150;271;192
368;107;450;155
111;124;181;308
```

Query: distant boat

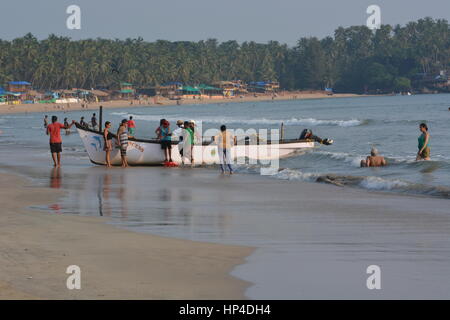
76;124;315;166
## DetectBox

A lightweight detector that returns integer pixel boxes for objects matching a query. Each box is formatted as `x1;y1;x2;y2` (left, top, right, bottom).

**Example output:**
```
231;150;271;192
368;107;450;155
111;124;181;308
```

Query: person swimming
360;148;387;167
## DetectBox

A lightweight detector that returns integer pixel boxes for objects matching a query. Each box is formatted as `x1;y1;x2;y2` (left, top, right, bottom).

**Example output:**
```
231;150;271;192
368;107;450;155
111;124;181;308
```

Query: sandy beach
0;91;360;115
0;172;253;299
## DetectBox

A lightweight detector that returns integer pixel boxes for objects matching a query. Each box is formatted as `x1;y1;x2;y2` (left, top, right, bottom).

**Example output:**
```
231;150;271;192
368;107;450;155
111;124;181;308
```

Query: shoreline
0;92;362;115
0;171;254;299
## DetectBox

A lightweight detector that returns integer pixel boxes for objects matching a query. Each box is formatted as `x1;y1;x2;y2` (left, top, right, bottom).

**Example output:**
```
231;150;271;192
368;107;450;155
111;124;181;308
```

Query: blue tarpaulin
8;81;31;85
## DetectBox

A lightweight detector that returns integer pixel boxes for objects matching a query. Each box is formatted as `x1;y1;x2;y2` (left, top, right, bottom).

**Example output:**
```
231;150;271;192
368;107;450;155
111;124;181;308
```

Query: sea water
2;94;450;197
1;94;450;299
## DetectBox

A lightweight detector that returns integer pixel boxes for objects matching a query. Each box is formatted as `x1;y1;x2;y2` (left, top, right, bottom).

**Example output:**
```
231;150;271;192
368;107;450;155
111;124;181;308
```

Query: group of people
44;111;431;173
360;122;431;167
102;117;236;173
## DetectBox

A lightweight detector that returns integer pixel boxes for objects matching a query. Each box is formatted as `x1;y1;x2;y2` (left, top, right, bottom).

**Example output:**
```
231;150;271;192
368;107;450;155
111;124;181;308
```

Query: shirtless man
360;148;386;167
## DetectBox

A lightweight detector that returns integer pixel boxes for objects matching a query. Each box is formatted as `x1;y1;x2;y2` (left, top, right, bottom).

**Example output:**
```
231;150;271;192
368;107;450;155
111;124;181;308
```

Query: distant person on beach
117;119;129;167
214;125;236;174
44;115;49;128
299;129;333;145
128;116;136;137
80;116;87;128
103;121;114;167
63;118;70;135
416;123;431;161
360;148;386;167
171;120;185;157
91;113;98;130
46;116;75;167
156;119;173;163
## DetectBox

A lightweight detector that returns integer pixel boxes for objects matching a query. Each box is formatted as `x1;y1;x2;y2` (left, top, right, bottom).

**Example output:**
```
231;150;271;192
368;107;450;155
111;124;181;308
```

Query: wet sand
2;160;449;299
0;172;253;299
0;92;360;115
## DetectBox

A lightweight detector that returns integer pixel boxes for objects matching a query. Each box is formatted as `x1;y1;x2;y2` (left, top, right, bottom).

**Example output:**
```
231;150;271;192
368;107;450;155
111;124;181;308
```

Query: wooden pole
280;122;284;141
99;105;103;132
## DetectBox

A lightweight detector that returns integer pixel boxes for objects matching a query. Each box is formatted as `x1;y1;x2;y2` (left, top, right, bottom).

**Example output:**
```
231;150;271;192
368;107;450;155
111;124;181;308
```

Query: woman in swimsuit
117;119;129;168
416;123;430;161
103;121;113;167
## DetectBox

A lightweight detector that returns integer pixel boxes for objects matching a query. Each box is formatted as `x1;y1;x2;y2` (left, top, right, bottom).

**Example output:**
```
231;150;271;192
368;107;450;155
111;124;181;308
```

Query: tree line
0;17;449;93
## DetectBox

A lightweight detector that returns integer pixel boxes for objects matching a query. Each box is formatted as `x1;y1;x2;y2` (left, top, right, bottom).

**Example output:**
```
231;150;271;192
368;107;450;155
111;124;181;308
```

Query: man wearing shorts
46;116;74;167
128;116;136;137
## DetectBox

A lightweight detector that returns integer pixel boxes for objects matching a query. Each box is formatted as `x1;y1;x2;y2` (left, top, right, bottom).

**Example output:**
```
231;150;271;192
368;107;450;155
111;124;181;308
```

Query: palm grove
0;17;449;93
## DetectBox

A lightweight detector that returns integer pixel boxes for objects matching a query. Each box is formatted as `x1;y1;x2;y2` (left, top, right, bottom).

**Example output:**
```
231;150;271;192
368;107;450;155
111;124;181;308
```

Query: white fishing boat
76;124;315;166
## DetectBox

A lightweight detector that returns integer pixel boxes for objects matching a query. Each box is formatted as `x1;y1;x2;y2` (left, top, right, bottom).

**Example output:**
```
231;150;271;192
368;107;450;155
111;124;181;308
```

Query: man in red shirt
128;116;136;137
46;116;75;167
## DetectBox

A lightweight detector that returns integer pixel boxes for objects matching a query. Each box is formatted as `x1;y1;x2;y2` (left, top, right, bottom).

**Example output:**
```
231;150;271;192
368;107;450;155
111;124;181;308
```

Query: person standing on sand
46;116;75;167
416;123;431;161
214;125;236;174
181;121;193;165
156;120;173;163
128;116;136;137
117;119;129;167
171;120;184;158
103;121;114;167
360;148;386;167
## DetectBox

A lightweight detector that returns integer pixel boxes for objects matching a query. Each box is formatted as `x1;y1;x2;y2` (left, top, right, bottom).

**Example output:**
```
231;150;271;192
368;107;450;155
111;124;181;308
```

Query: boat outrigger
75;124;316;166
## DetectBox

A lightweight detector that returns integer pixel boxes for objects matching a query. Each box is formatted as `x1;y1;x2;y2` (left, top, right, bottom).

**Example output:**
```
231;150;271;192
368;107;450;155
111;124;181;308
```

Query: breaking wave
272;168;450;199
111;112;365;127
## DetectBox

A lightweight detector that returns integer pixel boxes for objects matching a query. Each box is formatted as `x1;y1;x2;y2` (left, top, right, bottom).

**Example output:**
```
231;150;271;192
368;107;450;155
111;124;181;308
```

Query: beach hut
118;82;135;99
247;81;279;93
7;81;31;94
0;87;6;104
156;82;183;98
177;86;201;99
88;89;110;102
213;80;247;96
198;84;224;99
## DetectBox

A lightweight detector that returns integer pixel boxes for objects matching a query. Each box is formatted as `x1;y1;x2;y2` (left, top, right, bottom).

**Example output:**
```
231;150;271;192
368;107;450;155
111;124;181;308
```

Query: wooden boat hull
76;126;314;166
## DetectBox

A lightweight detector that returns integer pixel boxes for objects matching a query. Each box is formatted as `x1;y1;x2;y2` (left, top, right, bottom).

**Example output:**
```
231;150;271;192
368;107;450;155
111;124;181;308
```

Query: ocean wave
273;169;450;198
110;112;365;127
312;151;365;167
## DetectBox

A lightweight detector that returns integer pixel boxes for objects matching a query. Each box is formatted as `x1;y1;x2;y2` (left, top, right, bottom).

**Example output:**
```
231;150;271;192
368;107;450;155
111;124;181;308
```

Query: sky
1;0;450;45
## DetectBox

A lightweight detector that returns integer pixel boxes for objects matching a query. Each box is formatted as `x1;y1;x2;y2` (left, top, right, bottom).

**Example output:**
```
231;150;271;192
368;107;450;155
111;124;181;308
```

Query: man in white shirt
171;120;184;158
181;121;192;165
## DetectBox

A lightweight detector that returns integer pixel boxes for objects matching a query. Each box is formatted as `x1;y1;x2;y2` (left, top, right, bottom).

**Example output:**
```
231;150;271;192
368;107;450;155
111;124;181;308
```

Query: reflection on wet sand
49;167;61;189
57;167;232;235
49;167;62;214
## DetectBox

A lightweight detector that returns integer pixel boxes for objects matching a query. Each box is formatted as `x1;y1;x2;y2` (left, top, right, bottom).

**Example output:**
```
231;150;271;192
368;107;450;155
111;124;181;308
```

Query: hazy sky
1;0;450;45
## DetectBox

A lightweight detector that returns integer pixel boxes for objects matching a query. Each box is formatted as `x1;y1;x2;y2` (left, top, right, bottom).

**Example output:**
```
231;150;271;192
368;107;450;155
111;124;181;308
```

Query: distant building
118;82;134;99
176;86;201;99
156;82;183;98
7;81;31;94
198;84;224;98
247;81;279;93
